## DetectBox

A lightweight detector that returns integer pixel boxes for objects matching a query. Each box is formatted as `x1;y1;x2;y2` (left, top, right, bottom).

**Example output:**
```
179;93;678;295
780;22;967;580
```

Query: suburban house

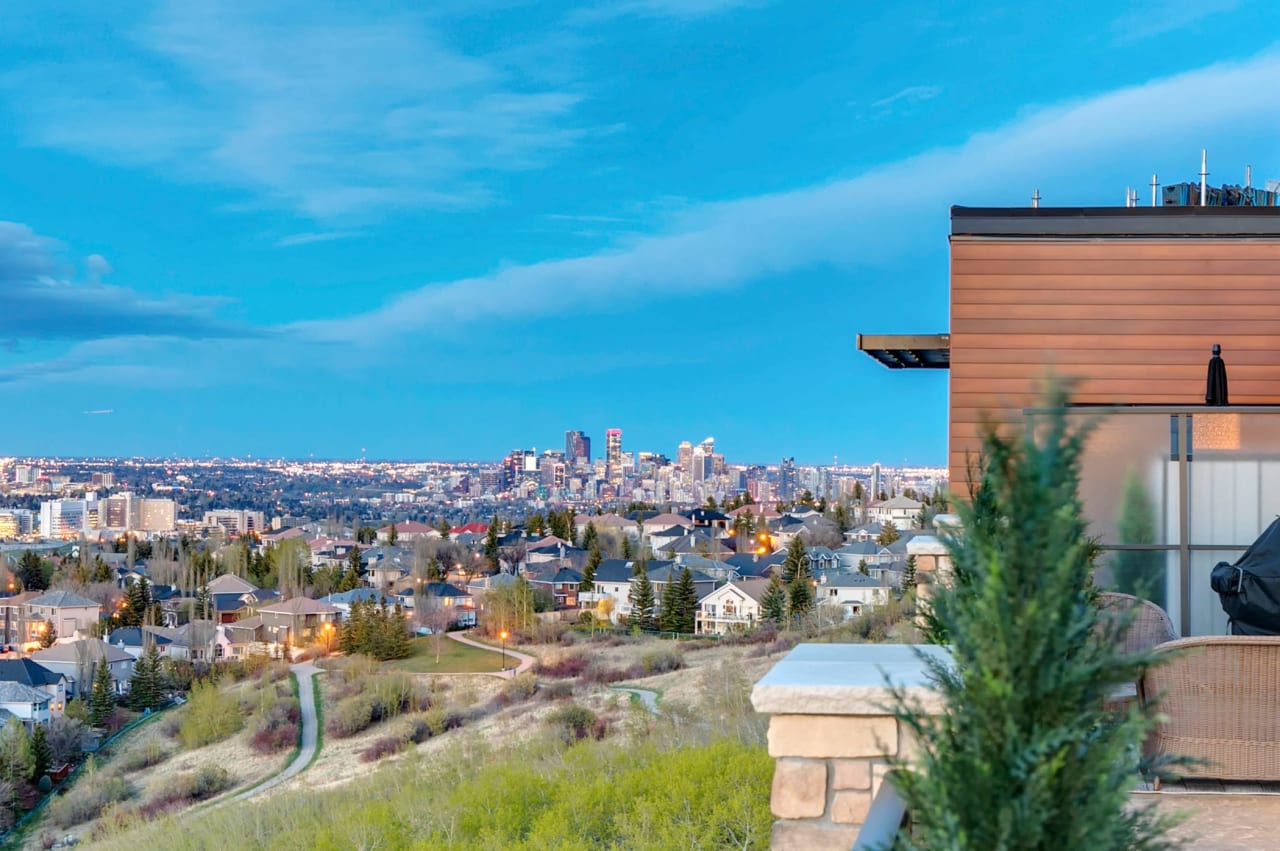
867;495;924;529
696;578;770;635
526;567;582;609
645;565;718;614
24;590;102;642
642;512;694;531
376;521;437;544
401;582;476;628
723;552;786;579
319;588;398;619
0;682;51;728
106;622;215;661
218;617;265;658
258;597;341;646
0;591;40;650
815;572;891;619
583;559;641;623
804;547;841;573
0;658;68;716
31;639;136;697
688;508;731;531
646;525;690;556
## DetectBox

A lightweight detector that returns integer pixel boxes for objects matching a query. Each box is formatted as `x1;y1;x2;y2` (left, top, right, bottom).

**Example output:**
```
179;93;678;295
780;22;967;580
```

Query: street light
499;629;508;672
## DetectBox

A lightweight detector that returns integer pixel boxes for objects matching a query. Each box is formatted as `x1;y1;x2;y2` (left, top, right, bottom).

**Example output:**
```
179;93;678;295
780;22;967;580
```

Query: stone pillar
750;643;946;850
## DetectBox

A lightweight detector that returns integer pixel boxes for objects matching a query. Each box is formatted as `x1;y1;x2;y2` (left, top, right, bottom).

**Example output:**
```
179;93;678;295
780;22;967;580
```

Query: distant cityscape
0;427;946;541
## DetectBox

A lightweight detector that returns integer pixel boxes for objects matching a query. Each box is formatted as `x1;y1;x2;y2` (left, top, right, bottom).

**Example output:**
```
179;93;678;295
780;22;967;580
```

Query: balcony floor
1134;784;1280;849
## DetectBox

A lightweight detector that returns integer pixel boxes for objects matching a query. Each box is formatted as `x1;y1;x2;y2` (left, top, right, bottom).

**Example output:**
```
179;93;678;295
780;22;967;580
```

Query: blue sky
2;1;1279;465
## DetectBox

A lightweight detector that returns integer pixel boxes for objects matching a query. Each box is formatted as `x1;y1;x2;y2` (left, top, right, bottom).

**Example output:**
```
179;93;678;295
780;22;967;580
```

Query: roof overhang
856;334;950;369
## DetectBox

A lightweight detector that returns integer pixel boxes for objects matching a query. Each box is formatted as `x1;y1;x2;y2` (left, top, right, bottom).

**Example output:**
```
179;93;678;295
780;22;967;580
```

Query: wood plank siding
948;237;1280;485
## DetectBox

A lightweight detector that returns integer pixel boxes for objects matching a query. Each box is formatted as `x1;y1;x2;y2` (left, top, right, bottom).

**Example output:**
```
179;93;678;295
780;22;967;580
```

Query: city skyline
3;4;1280;462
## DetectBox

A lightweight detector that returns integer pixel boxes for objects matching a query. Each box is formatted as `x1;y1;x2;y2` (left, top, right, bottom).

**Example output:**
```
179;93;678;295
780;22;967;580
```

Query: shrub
578;664;643;686
539;681;573;701
117;741;172;773
165;764;232;804
360;735;408;763
327;694;376;738
534;654;589;679
640;649;683;675
250;722;299;754
46;772;134;828
500;672;537;702
179;681;244;749
544;703;598;742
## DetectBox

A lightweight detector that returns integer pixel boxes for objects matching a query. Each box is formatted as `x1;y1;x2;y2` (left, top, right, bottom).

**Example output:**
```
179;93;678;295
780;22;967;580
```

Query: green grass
382;636;509;674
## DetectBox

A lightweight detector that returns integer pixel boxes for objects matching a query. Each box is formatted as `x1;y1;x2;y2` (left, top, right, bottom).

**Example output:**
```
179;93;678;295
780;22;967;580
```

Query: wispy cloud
9;50;1280;388
275;231;362;248
570;0;767;22
871;84;942;110
1112;0;1238;43
1;4;591;221
0;221;255;344
83;409;114;416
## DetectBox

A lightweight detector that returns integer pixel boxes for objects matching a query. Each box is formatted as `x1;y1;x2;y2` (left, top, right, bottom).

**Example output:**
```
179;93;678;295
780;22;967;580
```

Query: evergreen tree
426;556;443;582
194;583;211;621
387;603;412;660
0;717;32;789
339;600;361;654
1111;472;1164;609
621;535;634;559
628;573;656;630
92;555;114;584
876;520;901;547
15;551;48;592
29;724;50;781
858;558;869;576
761;575;786;623
659;575;681;633
347;545;362;580
483;518;501;570
581;523;598;552
337;563;361;592
526;513;545;536
580;545;601;594
387;523;398;546
902;554;918;591
129;642;162;711
781;536;807;585
671;567;697;634
888;387;1177;851
39;621;56;649
787;564;814;624
90;660;115;728
436;518;451;539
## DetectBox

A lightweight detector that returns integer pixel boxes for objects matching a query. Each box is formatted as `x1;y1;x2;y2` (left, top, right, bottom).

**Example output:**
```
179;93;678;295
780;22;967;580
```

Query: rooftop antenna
1031;188;1040;208
1200;149;1208;206
1151;173;1159;207
1124;187;1131;207
1247;164;1252;189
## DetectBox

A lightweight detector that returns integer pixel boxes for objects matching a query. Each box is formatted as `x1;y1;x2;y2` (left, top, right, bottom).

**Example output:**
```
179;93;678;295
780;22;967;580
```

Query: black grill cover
1210;517;1280;635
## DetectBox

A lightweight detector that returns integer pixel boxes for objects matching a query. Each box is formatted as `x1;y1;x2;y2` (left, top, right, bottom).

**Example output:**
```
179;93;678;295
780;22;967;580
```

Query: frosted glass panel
1073;414;1175;546
1190;550;1239;637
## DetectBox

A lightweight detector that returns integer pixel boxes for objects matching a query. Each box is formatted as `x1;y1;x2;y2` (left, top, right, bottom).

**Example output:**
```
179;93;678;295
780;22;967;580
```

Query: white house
0;682;51;727
816;573;891;619
584;559;638;624
867;496;924;529
696;578;770;635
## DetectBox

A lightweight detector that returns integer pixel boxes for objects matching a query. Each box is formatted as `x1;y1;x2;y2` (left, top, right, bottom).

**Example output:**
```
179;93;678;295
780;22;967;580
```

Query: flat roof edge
951;205;1280;237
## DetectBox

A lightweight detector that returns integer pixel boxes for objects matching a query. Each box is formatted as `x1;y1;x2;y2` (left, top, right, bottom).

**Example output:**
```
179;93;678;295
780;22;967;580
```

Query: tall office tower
677;441;693;482
606;429;623;484
39;499;89;539
102;492;136;529
691;447;706;483
779;457;798;501
700;437;715;458
13;466;35;485
565;430;591;466
872;463;882;500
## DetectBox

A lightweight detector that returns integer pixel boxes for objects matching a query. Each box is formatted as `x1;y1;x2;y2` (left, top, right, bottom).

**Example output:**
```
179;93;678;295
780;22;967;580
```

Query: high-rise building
779;457;798;501
137;499;177;533
13;466;36;485
203;509;266;536
677;441;693;482
606;429;623;482
39;499;90;539
691;447;707;483
872;463;882;501
102;493;136;529
0;509;36;538
91;472;115;488
565;430;591;466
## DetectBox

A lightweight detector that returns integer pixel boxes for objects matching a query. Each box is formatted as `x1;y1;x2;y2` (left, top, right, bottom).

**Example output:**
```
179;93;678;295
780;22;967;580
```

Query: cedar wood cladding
948;233;1280;486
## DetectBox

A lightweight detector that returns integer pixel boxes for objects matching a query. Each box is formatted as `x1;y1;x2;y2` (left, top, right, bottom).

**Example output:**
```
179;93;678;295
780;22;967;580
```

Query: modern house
815;572;891;619
0;682;52;728
866;495;925;529
258;597;341;646
859;200;1280;636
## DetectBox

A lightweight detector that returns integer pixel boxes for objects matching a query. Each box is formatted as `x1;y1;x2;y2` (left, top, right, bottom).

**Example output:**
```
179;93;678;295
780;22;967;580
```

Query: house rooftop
26;591;100;609
951;204;1280;237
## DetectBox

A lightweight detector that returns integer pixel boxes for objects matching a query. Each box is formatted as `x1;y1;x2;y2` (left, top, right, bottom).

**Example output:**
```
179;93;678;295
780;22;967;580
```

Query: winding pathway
223;662;321;804
447;630;536;678
611;685;661;714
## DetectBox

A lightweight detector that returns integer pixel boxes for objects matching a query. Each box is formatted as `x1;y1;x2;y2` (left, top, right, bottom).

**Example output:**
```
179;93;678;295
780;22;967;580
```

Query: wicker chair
1094;591;1177;655
1141;635;1280;781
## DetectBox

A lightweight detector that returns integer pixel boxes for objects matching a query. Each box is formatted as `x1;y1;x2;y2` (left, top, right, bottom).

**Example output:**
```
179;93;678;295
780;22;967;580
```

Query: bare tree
423;604;453;664
498;541;527;576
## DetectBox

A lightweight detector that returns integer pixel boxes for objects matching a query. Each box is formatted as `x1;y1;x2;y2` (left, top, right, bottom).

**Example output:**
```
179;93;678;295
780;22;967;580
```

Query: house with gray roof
25;591;101;641
0;658;67;717
31;639;135;697
0;681;52;727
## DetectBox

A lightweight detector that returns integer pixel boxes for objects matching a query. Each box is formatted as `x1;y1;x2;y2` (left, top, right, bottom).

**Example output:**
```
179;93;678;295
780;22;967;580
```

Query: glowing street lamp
499;629;509;672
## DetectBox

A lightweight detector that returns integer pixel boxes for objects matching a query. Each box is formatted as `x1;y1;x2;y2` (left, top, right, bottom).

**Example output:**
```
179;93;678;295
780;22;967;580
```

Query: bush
250;722;299;754
501;673;537;702
117;741;172;773
179;681;244;749
640;649;683;675
327;694;376;739
46;772;134;828
578;664;643;686
539;681;574;701
165;764;232;804
360;735;408;763
544;703;598;742
534;654;589;679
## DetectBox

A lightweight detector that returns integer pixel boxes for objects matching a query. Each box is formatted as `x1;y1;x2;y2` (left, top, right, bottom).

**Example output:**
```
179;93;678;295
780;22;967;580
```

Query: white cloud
275;231;362;248
871;85;942;109
2;4;591;221
1112;0;1239;43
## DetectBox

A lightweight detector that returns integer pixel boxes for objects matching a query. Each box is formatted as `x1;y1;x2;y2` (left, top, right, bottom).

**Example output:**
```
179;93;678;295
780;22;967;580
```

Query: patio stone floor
1133;784;1280;849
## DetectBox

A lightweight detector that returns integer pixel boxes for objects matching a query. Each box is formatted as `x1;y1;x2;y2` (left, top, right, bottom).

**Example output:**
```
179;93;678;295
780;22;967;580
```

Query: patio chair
1141;635;1280;782
1094;591;1177;655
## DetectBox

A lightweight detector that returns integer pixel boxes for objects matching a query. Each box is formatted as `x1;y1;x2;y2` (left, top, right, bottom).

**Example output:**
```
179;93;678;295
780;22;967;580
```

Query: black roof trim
856;334;950;370
952;205;1280;237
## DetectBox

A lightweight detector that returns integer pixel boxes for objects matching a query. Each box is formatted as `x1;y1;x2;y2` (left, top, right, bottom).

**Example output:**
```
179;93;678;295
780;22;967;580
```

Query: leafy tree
891;387;1177;851
526;513;546;536
29;724;50;781
875;520;901;547
1111;472;1164;609
853;481;865;502
627;573;656;631
92;555;114;584
90;660;115;728
581;546;601;595
833;502;851;532
787;564;813;623
761;575;786;623
425;556;443;582
781;537;807;585
705;496;718;510
0;718;32;789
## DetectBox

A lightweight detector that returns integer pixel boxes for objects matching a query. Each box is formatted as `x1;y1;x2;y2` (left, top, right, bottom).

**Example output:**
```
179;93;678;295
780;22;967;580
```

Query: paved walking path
224;662;321;804
611;685;660;714
448;630;536;678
